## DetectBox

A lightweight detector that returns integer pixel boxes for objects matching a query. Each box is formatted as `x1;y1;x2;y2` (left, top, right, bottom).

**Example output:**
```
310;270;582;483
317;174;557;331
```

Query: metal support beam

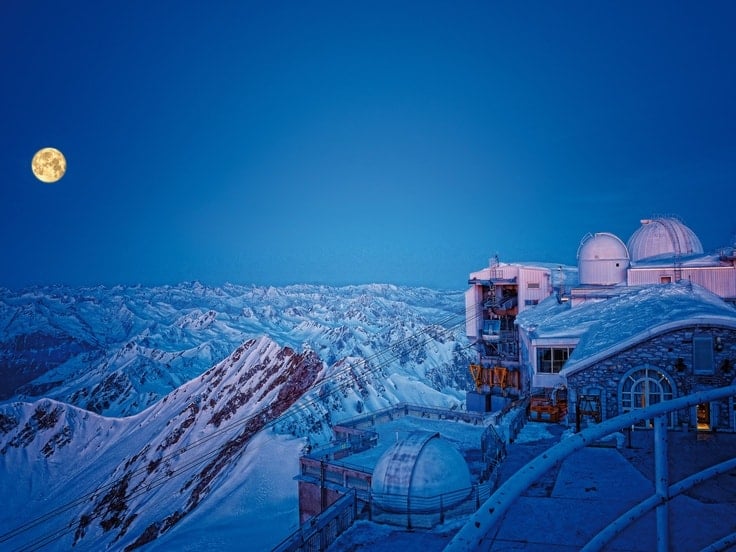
700;531;736;552
653;414;669;552
582;455;736;551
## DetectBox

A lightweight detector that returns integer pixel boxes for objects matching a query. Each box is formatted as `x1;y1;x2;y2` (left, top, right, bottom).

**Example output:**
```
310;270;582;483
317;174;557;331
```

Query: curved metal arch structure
445;385;736;552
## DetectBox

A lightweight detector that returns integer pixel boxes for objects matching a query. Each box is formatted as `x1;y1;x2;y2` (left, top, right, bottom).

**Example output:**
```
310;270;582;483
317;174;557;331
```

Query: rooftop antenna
556;266;569;304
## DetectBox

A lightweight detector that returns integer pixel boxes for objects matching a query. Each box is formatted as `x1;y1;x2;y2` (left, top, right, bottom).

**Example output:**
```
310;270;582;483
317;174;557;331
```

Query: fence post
352;490;357;521
320;460;326;512
654;414;669;552
406;493;412;530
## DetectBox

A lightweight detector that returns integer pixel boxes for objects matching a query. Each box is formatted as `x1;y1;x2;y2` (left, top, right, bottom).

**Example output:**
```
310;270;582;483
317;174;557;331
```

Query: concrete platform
484;423;736;551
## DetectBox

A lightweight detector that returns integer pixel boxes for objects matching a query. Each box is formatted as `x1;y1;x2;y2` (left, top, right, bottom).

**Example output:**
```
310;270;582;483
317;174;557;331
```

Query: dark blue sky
2;2;735;289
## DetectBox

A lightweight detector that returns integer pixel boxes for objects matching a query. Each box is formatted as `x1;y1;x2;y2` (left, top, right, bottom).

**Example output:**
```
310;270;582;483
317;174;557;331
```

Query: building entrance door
697;402;711;431
620;366;675;428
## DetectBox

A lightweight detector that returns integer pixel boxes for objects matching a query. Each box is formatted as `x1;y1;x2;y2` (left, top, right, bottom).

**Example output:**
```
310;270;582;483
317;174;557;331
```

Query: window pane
620;367;677;428
693;336;714;375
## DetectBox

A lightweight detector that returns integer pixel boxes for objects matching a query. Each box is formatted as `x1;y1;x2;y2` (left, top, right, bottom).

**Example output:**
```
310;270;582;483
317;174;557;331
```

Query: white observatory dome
371;432;471;512
577;232;630;285
627;217;703;262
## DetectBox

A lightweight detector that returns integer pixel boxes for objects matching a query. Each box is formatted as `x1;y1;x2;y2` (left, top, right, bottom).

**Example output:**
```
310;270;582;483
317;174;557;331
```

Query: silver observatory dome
627;217;703;262
371;432;471;513
577;232;630;285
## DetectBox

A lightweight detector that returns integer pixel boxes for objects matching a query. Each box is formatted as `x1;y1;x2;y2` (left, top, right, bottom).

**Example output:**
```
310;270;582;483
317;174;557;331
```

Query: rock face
0;336;324;551
0;330;98;400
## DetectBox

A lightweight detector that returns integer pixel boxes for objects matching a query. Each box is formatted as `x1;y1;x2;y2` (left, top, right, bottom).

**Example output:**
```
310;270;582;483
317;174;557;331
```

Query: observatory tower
464;258;553;412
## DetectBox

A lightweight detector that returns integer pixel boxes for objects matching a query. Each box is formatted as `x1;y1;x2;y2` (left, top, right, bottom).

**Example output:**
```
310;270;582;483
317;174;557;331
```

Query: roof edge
560;315;736;378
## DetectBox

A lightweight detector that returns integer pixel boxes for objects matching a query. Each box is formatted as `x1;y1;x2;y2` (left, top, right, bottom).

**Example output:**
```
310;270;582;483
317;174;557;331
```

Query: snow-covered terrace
333;414;488;474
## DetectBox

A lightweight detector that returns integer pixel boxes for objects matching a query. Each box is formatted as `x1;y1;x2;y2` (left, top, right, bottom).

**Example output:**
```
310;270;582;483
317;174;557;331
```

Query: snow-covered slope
0;336;325;550
0;283;473;417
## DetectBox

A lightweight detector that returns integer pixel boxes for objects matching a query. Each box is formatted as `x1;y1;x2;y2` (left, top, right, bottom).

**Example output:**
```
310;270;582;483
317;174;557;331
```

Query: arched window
619;365;676;428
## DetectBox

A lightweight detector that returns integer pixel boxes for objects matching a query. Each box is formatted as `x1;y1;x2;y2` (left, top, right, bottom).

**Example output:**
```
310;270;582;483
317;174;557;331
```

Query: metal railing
445;385;736;552
325;402;506;488
369;482;494;530
272;490;357;552
488;396;528;445
338;402;489;430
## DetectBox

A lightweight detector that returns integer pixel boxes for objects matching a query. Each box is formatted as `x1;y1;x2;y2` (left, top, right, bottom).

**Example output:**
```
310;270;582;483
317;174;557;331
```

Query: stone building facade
565;325;736;431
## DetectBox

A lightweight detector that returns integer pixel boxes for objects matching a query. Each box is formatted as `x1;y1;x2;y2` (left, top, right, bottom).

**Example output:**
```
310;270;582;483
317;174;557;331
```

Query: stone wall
566;325;736;431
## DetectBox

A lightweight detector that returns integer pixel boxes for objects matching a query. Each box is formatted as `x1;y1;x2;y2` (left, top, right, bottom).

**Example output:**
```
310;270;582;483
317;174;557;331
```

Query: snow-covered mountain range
0;282;472;415
0;282;474;550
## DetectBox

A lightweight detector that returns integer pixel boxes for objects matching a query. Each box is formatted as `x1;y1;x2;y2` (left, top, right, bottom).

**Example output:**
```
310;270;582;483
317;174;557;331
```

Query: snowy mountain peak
0;336;325;551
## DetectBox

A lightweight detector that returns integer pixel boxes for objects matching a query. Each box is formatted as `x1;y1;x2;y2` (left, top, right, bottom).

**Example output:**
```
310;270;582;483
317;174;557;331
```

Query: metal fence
487;396;529;445
272;490;357;552
338;402;489;431
280;402;511;550
368;481;494;530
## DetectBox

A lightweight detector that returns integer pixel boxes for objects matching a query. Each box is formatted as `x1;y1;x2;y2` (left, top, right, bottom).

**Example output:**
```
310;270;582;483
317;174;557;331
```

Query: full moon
31;147;67;183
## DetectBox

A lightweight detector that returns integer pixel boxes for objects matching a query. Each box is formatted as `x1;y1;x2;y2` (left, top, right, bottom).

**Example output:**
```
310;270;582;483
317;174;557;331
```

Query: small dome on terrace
371;432;471;512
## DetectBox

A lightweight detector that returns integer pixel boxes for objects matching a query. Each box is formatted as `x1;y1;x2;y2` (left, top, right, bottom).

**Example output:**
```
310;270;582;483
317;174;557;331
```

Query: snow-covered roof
516;282;736;376
469;262;577;289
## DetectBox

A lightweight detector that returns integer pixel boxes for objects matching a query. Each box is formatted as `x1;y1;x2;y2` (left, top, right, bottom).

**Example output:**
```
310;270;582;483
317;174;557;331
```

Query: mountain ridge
1;336;325;550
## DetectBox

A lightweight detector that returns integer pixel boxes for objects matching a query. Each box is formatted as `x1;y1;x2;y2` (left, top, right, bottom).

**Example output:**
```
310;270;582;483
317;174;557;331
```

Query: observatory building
577;232;629;287
567;217;736;303
464;260;553;412
625;218;736;297
371;431;472;513
295;404;505;528
466;216;736;432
